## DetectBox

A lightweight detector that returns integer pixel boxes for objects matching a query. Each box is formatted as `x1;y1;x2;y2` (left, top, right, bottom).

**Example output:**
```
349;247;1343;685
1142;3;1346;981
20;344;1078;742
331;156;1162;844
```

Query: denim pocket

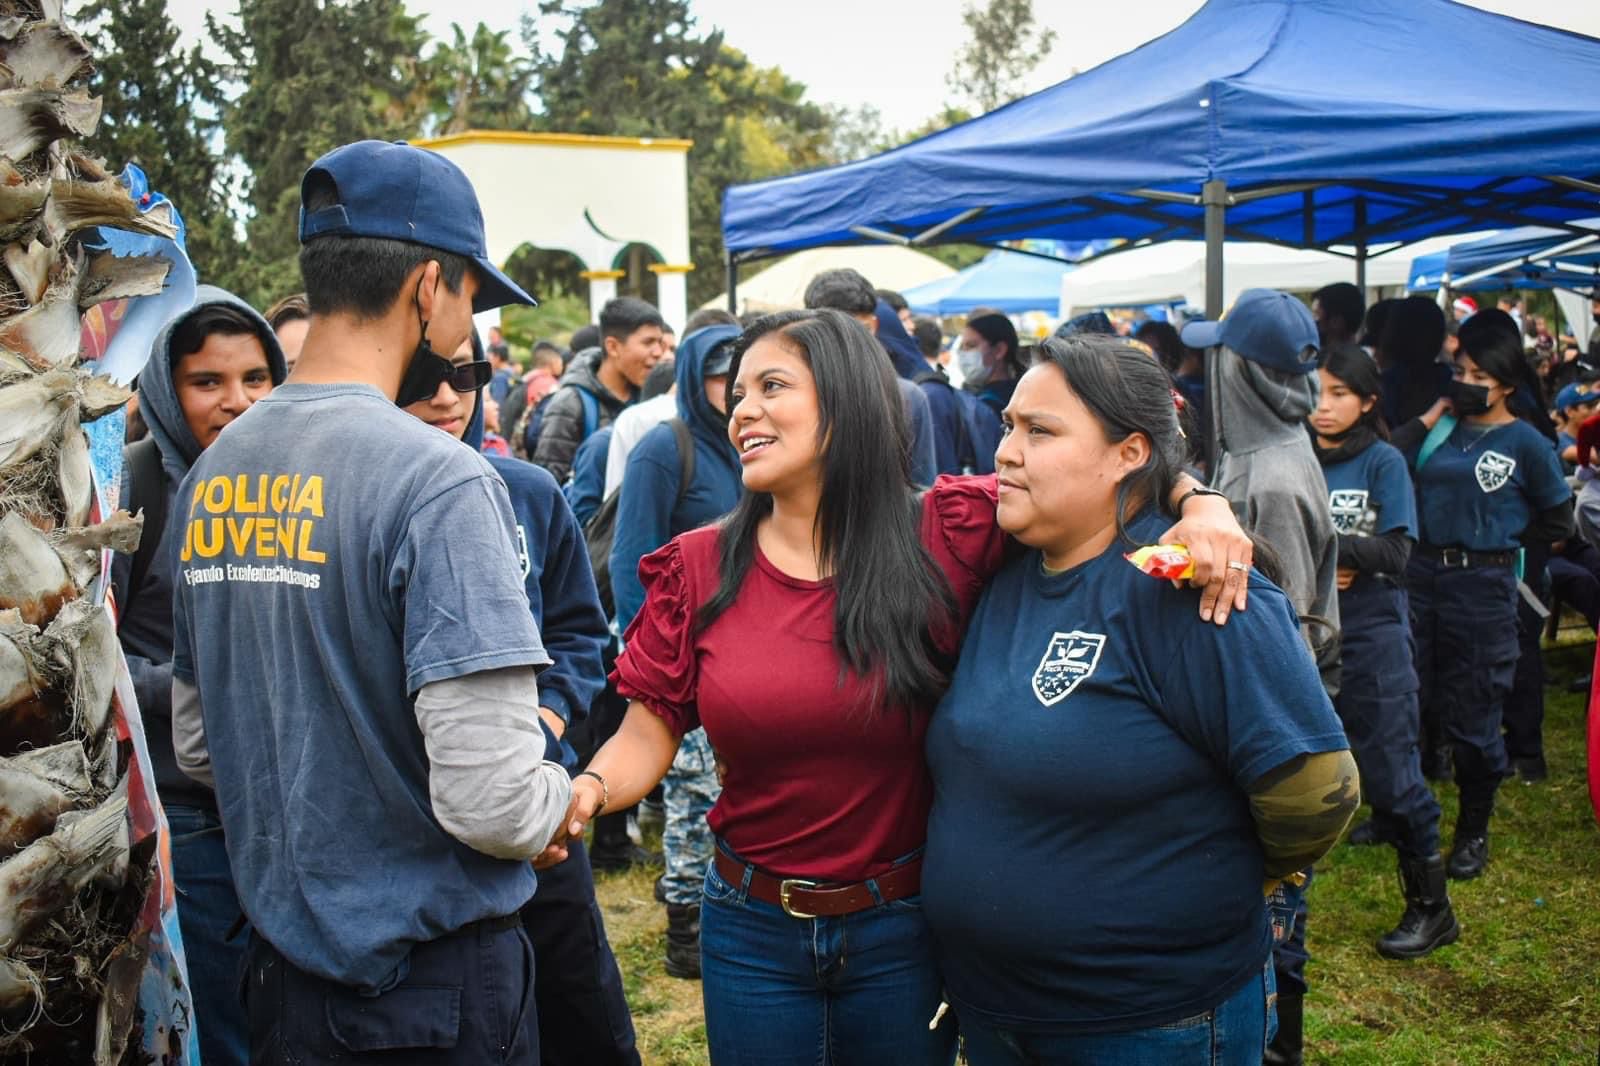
325;984;461;1051
882;892;923;914
1154;1009;1213;1031
702;863;740;905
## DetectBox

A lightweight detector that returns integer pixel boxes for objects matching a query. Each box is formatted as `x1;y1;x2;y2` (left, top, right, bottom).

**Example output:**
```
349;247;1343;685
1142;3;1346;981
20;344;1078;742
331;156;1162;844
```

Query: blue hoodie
610;325;745;632
874;301;940;485
465;352;609;770
112;286;287;811
878;301;974;475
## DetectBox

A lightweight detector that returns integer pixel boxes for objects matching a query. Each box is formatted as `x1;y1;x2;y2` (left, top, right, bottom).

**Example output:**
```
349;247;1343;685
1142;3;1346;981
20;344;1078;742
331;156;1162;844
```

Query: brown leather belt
713;850;922;919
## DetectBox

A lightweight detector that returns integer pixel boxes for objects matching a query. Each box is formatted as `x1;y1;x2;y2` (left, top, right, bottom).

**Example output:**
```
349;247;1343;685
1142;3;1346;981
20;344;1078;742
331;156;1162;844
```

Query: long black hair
699;309;958;713
1321;343;1388;440
1457;308;1557;441
1032;334;1186;545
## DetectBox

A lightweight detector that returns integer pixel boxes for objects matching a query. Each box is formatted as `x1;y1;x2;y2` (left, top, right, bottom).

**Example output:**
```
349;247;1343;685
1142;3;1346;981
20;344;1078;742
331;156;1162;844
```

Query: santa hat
1452;295;1478;318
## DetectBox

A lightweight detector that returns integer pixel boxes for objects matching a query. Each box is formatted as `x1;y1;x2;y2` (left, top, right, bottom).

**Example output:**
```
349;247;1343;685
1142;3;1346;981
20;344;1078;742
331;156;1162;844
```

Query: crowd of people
108;137;1591;1066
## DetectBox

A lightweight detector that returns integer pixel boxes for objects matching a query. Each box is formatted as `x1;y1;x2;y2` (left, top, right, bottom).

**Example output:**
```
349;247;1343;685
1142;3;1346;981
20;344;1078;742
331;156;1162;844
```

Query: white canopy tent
699;245;954;315
1060;235;1483;316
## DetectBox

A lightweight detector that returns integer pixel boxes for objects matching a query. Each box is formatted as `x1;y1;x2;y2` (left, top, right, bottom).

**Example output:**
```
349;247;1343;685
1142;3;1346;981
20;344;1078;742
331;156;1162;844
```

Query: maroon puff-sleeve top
612;475;1003;882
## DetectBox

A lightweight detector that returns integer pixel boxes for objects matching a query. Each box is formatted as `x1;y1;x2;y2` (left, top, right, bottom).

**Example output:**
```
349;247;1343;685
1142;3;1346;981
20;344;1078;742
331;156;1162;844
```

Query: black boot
1446;800;1492;881
664;903;701;980
1346;818;1394;847
1446;835;1489;880
588;811;659;874
1263;991;1302;1066
1376;853;1460;959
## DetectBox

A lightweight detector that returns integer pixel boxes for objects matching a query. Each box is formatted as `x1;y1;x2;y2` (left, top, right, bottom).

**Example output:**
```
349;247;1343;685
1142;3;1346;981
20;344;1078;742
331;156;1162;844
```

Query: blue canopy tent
902;250;1075;315
723;0;1600;317
1408;224;1600;293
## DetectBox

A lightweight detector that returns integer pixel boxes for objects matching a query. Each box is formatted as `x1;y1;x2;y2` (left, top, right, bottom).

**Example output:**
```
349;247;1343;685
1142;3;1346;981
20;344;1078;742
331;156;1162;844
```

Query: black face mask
394;284;456;408
1446;379;1493;418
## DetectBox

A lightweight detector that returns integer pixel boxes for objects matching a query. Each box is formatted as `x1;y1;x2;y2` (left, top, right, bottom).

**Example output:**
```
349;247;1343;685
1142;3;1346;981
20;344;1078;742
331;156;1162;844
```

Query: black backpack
121;436;168;598
585;418;695;619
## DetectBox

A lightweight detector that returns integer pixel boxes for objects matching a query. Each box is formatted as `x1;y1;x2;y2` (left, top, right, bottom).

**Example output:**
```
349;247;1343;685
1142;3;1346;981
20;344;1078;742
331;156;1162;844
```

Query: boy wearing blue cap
1553;381;1600;470
169;140;571;1065
1183;289;1342;1066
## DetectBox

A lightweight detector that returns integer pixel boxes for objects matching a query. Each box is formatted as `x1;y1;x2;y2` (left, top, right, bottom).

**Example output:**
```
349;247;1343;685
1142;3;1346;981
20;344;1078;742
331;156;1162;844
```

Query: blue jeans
958;961;1276;1066
699;850;957;1066
168;803;250;1066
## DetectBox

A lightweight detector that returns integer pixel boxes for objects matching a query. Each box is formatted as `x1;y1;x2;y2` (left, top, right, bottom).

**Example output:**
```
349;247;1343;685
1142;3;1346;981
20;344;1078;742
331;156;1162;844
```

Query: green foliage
948;0;1057;115
523;0;834;307
79;0;239;283
422;23;536;137
210;0;431;307
500;292;591;353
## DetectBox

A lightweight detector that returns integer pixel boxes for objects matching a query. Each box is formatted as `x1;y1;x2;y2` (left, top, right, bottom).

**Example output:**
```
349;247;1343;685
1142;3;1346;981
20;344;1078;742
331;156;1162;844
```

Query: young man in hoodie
533;296;666;482
169;140;571;1065
113;287;287;1066
607;324;745;980
802;269;938;486
1183;289;1342;1066
405;331;641;1066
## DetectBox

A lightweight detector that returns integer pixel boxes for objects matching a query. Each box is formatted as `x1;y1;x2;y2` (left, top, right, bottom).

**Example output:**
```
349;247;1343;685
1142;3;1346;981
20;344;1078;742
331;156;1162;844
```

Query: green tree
424;23;537;136
80;0;239;281
948;0;1057;114
523;0;833;308
211;0;431;306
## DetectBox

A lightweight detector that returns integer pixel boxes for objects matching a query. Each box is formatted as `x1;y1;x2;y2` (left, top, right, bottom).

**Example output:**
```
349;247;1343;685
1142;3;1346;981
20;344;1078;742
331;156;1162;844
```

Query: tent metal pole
1451;234;1600;289
1354;197;1368;293
726;250;739;313
1203;180;1227;318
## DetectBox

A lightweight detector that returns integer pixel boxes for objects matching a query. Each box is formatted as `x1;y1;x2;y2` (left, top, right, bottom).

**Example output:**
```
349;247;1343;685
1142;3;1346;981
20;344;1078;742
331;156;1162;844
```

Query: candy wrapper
1125;543;1196;581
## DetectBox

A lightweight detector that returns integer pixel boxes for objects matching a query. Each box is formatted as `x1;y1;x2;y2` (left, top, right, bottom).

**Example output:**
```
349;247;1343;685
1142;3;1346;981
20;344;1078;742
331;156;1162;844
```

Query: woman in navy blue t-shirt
1402;310;1573;881
1310;344;1457;959
923;336;1358;1064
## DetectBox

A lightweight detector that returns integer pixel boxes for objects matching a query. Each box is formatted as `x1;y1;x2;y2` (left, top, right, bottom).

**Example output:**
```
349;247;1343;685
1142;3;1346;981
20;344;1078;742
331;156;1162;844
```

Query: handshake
533;770;609;870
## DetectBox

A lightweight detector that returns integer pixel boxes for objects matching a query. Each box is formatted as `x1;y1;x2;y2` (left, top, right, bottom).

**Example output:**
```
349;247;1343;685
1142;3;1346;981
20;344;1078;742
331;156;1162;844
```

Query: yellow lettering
180;519;194;562
233;475;259;514
226;517;254;555
254;516;277;557
193;518;223;558
292;475;324;518
188;481;206;519
203;476;231;515
297;518;326;563
276;517;298;558
270;475;291;514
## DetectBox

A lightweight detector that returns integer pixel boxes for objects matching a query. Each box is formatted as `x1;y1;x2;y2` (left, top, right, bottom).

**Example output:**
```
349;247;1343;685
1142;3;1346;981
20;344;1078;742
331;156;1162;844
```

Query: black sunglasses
445;359;493;393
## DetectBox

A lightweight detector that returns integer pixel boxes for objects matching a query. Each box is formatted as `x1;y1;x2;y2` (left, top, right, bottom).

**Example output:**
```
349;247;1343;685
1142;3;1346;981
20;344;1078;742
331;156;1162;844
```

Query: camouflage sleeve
1248;749;1360;880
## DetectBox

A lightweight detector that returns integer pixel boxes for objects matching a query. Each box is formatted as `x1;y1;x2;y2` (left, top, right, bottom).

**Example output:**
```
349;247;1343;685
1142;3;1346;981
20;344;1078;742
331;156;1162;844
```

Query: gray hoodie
111;285;287;810
1209;345;1341;685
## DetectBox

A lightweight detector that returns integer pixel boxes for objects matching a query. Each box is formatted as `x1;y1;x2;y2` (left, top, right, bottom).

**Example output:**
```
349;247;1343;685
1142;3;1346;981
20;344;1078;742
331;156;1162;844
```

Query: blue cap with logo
1555;382;1600;413
298;140;535;313
1180;289;1319;375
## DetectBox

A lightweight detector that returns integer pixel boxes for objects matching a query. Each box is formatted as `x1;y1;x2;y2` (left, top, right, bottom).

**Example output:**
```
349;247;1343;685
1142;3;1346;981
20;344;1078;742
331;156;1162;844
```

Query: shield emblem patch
1031;631;1107;707
1474;451;1516;494
1328;489;1370;535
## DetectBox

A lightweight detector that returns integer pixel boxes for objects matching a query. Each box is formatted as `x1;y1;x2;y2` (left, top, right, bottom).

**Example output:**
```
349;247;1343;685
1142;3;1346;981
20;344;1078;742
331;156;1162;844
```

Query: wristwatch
1177;486;1228;512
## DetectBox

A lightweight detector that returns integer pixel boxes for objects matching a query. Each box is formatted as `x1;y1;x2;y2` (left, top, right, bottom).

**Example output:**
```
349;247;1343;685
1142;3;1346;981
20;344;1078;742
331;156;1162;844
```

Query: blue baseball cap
1555;382;1600;413
1180;289;1319;375
298;140;535;313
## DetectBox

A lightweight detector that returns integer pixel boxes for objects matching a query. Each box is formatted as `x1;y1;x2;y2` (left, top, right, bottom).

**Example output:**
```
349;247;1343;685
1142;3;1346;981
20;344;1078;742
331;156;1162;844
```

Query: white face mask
957;344;991;387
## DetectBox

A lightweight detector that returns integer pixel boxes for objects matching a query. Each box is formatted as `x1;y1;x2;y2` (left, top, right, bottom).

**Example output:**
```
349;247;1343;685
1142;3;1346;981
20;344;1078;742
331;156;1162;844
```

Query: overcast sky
168;0;1600;131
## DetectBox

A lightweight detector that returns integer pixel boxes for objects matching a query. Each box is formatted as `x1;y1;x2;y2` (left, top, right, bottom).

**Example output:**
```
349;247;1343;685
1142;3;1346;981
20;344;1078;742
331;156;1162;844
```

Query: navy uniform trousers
1407;553;1518;831
1335;577;1441;859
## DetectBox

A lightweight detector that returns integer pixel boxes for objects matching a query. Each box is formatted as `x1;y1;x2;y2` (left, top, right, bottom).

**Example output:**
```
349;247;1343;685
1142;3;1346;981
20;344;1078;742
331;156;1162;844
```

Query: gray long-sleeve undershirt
174;666;571;862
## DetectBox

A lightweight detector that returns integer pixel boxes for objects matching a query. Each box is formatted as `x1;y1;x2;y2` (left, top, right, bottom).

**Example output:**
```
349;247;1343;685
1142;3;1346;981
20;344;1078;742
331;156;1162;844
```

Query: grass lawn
592;641;1600;1065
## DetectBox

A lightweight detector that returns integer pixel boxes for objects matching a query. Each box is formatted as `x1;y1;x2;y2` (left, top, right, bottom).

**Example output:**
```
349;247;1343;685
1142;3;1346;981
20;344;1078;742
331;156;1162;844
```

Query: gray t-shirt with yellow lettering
171;382;549;990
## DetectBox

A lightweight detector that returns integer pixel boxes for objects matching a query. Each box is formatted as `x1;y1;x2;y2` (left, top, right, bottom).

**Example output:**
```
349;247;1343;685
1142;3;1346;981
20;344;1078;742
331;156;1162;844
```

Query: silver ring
1227;561;1249;573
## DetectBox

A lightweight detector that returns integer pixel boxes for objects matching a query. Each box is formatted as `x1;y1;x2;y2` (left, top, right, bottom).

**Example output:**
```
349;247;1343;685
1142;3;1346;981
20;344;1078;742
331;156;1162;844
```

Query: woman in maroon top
551;310;1253;1065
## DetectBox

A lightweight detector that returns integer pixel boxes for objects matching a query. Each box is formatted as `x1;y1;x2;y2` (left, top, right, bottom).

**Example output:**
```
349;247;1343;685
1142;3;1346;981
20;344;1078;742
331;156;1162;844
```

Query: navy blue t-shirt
1407;418;1570;551
923;510;1347;1034
1323;440;1416;541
